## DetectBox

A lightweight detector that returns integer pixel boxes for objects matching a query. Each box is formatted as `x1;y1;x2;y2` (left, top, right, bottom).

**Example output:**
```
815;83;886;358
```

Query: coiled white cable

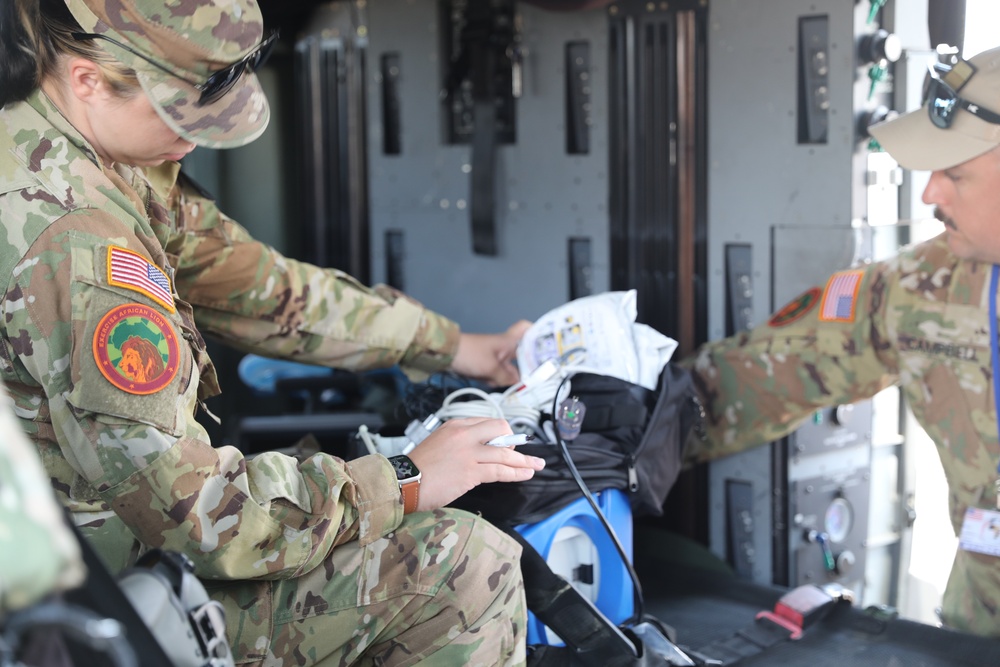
429;355;609;441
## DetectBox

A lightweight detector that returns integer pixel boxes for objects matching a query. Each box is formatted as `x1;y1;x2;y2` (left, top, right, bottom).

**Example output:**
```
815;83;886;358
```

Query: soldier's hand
450;320;532;387
406;417;545;512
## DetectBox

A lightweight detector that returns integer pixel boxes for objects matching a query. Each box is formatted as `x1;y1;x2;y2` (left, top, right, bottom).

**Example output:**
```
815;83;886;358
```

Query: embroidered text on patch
107;246;175;312
819;270;863;322
93;303;180;395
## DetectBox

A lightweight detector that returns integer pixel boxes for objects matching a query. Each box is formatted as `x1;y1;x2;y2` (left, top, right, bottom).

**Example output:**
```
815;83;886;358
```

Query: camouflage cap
64;0;270;149
870;46;1000;171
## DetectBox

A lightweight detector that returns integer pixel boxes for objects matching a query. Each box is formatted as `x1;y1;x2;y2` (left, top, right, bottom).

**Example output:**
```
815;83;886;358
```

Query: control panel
780;402;874;594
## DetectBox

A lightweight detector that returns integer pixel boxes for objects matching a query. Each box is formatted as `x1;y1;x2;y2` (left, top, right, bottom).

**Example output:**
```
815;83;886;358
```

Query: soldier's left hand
450;320;532;387
406;417;545;512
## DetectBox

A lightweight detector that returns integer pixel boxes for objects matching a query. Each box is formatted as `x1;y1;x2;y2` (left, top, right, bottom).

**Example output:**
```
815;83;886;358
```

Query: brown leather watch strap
400;480;420;514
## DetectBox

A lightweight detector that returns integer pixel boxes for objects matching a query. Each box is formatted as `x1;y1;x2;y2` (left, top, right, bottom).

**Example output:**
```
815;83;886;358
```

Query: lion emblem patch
93;304;180;395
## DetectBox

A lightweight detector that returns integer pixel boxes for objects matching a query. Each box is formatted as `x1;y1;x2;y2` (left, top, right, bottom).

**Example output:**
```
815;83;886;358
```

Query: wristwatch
387;454;422;514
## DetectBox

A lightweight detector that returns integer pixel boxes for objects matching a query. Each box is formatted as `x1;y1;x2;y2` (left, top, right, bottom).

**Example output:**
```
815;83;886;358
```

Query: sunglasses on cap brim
71;30;279;107
922;59;1000;130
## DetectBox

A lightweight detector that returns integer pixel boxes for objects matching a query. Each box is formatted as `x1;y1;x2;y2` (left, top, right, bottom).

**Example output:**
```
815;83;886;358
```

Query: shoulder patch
769;287;821;327
819;270;864;323
106;246;175;313
93;304;180;395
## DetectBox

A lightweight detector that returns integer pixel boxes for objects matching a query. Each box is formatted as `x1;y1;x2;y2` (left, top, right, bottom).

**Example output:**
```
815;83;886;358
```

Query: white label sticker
959;507;1000;557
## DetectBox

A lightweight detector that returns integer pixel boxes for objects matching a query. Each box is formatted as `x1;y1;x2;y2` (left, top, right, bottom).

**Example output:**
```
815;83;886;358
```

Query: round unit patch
768;287;821;327
93;304;180;395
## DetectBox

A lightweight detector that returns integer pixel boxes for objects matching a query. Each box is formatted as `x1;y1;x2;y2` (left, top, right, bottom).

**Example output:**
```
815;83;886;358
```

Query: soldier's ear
65;57;105;102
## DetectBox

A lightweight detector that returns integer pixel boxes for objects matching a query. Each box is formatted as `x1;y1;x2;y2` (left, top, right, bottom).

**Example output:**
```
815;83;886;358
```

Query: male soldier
681;44;1000;637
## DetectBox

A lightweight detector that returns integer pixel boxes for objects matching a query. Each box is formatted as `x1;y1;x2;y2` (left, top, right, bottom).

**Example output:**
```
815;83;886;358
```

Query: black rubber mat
634;528;1000;667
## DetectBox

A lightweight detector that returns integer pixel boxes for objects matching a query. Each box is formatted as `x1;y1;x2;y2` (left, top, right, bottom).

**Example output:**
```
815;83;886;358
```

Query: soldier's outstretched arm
681;259;900;464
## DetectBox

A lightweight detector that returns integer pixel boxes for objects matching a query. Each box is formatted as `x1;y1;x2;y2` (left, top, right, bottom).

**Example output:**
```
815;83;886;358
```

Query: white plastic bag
516;290;677;390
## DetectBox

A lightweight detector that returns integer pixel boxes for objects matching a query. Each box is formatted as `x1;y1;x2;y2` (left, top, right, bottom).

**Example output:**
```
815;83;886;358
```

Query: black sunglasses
71;30;278;107
923;60;1000;130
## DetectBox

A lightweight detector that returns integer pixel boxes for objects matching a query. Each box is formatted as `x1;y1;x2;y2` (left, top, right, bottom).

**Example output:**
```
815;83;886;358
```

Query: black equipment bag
451;363;703;525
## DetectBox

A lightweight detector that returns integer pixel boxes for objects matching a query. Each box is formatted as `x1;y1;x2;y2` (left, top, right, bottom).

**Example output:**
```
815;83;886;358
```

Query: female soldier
0;0;544;664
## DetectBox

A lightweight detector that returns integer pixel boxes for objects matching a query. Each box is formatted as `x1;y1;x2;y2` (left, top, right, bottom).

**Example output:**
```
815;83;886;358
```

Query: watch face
388;455;420;481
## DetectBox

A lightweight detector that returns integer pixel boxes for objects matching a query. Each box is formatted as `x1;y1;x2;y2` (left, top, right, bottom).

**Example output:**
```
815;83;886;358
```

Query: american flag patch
107;246;175;312
819;270;863;322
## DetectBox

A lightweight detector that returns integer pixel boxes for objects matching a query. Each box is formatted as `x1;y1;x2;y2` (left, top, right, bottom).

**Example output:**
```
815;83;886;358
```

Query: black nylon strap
470;96;498;255
690;584;841;665
498;525;643;666
691;615;794;665
464;0;499;256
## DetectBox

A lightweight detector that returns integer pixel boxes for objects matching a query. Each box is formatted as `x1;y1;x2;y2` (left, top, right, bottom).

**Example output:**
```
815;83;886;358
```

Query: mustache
934;207;957;230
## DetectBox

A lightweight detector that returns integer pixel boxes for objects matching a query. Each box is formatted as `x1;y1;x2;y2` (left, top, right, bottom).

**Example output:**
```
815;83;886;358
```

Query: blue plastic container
515;488;634;645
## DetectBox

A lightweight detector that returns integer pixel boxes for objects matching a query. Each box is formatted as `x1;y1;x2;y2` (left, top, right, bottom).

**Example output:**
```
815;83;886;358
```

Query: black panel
568;237;593;300
771;440;791;587
797;15;830;145
385;229;405;291
565;40;592;155
293;8;371;281
611;1;710;547
608;3;708;346
725;243;754;335
381;52;402;155
725;478;757;579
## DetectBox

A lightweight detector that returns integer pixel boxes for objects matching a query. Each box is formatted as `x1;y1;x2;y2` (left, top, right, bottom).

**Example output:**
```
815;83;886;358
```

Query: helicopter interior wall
364;0;612;334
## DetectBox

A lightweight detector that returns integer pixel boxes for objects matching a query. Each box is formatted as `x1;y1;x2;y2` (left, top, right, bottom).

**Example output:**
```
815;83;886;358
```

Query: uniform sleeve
0;382;86;611
148;164;460;381
679;261;900;464
3;212;403;580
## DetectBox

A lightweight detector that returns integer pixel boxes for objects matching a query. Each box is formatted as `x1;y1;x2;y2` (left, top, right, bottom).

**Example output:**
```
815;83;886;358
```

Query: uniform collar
24;89;104;170
2;90;154;234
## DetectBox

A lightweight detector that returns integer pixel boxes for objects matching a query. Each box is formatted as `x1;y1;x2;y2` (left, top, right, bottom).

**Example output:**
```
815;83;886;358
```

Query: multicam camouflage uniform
683;235;1000;637
0;92;526;665
0;380;86;613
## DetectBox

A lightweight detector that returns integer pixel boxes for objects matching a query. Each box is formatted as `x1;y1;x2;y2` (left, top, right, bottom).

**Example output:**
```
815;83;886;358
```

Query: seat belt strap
464;0;500;257
499;525;643;666
471;94;498;255
688;584;848;666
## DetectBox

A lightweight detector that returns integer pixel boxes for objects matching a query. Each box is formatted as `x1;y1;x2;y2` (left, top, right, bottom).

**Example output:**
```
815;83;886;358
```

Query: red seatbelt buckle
755;583;848;640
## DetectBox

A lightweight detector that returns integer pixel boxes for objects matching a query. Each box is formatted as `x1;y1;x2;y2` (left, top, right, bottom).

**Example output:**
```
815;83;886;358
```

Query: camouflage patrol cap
64;0;270;149
870;45;1000;171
